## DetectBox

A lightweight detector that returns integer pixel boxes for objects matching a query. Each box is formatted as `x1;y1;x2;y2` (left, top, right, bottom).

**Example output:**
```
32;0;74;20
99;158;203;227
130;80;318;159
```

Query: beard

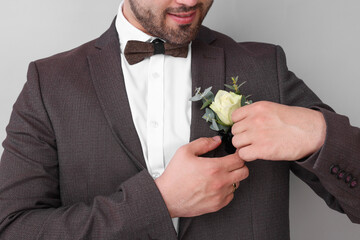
128;0;213;45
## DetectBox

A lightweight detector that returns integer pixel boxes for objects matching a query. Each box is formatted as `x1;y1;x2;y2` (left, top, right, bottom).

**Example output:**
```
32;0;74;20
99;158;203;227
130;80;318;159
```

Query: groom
0;0;359;239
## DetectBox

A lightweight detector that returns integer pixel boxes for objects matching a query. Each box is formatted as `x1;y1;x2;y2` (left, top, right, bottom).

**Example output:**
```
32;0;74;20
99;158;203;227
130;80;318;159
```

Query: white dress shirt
115;1;192;232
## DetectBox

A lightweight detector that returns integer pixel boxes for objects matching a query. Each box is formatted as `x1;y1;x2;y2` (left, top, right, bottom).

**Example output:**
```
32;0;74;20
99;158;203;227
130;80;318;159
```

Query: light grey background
0;0;359;239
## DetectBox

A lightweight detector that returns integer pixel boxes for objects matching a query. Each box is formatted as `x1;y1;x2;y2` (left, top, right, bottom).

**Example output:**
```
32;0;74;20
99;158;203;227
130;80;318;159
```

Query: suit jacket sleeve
275;45;360;223
0;62;177;239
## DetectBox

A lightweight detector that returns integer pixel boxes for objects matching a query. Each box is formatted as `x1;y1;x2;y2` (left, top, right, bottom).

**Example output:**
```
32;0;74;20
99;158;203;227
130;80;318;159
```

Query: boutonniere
190;77;252;153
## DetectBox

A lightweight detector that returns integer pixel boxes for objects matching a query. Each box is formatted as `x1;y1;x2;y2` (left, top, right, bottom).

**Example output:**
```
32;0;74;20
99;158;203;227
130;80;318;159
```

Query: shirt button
152;72;160;79
150;121;159;128
152;173;160;179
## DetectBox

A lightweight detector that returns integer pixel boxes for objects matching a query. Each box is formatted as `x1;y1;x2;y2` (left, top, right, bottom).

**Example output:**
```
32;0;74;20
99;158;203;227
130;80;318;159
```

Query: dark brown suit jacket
0;20;359;240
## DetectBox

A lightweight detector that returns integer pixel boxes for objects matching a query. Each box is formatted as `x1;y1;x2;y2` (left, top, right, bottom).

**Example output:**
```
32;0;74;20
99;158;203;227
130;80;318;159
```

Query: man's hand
231;101;326;161
155;136;249;218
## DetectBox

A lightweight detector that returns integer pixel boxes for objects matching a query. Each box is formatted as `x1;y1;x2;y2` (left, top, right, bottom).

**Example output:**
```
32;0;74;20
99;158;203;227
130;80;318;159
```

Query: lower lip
168;11;197;25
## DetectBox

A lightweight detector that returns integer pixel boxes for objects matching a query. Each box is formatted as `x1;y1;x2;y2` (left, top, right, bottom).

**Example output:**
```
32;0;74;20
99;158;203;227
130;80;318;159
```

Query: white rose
209;90;242;126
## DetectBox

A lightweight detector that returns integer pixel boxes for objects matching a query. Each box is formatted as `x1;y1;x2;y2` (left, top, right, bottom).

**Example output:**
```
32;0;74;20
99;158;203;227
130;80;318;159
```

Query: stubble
128;0;213;44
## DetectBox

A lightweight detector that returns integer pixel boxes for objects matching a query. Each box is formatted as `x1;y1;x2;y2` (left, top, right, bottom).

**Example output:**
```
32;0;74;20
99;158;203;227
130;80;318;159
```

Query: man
0;0;359;239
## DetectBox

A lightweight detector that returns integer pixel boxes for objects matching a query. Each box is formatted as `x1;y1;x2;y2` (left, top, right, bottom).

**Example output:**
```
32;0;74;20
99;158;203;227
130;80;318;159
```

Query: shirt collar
115;1;157;53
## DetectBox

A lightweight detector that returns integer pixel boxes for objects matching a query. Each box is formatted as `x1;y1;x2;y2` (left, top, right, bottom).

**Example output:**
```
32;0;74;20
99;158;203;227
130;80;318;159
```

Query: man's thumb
188;136;222;156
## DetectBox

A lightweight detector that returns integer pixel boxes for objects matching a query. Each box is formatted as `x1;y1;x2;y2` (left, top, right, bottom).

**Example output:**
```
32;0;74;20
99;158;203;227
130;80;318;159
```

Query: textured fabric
124;40;189;65
0;18;359;240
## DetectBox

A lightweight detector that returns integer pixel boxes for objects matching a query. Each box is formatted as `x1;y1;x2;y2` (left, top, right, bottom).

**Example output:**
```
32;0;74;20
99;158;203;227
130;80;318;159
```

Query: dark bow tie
124;39;189;65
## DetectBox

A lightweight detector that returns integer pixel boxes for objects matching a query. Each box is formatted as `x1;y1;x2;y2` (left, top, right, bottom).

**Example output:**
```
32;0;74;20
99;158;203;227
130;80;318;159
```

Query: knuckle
206;161;221;176
253;115;267;125
257;100;269;107
238;158;245;168
231;109;240;122
232;135;239;147
238;148;248;161
208;166;220;176
241;166;250;180
231;124;237;135
212;181;224;191
253;101;270;113
252;101;262;111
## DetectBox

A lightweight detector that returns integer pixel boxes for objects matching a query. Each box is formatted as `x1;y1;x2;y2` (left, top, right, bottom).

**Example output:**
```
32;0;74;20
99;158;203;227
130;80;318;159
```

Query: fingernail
212;136;221;142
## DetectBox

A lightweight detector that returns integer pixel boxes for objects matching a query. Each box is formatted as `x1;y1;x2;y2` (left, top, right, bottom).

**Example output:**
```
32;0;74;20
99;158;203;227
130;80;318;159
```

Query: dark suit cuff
296;107;359;193
119;170;177;239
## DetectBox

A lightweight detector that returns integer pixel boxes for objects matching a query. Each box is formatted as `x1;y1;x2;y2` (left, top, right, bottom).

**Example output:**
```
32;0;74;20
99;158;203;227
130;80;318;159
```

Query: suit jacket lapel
189;38;225;141
87;20;146;171
179;27;225;240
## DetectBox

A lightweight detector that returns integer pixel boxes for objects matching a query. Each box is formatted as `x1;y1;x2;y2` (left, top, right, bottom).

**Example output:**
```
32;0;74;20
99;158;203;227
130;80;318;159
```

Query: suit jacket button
330;165;340;175
349;179;358;188
345;173;353;183
337;170;346;180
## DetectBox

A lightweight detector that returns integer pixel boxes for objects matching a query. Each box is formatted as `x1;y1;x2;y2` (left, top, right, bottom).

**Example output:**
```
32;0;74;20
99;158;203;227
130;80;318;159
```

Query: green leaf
189;94;203;101
224;84;235;91
203;91;214;102
202;87;212;98
231;76;239;84
241;95;246;107
189;87;205;101
206;108;215;115
210;119;220;131
218;124;230;133
237;81;246;89
201;99;212;110
202;108;215;122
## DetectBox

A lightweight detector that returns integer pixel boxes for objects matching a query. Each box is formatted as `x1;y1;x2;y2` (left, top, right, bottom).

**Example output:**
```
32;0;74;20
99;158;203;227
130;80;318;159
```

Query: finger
232;131;252;149
222;192;235;209
229;165;250;183
231;121;247;135
224;182;238;195
231;104;251;123
230;182;240;194
238;145;259;162
232;115;255;134
216;153;245;172
187;136;222;156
